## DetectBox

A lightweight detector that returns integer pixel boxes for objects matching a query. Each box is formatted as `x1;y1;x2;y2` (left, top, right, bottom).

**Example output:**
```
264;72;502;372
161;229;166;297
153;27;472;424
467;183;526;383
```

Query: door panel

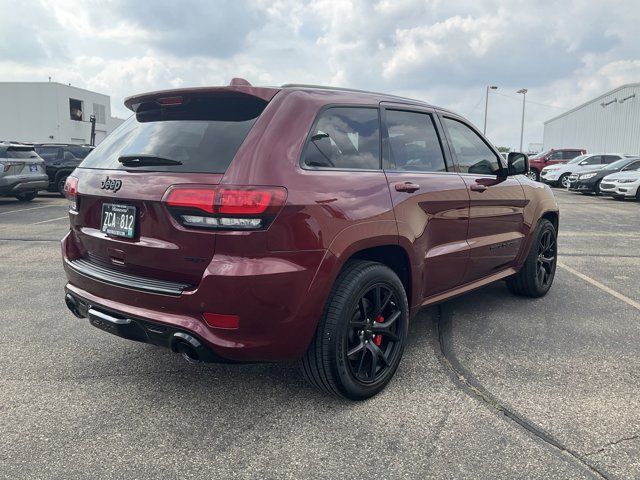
381;106;469;299
461;175;527;282
438;115;527;284
387;172;470;297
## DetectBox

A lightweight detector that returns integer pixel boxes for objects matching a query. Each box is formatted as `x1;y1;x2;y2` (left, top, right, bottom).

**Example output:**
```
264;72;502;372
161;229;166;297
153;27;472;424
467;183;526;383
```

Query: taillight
163;186;287;230
0;160;19;172
64;176;79;211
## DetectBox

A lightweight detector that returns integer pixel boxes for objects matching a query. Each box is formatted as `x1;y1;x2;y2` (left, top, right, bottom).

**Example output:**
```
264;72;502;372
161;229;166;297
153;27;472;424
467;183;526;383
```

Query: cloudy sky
2;0;640;150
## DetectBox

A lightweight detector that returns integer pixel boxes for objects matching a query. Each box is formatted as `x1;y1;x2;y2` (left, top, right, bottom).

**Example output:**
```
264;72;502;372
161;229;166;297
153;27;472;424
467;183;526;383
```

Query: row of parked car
531;148;640;201
0;142;93;201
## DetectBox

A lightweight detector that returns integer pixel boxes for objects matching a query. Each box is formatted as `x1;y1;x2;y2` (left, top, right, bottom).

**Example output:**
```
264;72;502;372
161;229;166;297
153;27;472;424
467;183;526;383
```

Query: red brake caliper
373;314;385;346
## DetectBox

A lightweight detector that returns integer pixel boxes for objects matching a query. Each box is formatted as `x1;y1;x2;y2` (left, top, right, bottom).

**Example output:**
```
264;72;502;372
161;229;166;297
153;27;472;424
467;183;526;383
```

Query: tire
558;173;570;189
57;175;68;197
526;169;540;182
594;180;601;196
300;260;409;400
15;191;37;202
506;219;557;298
635;188;640;202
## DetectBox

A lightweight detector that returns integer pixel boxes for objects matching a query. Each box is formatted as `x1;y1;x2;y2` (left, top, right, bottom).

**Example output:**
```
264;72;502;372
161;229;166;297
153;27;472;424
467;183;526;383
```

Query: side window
583;156;601;165
442;117;501;175
68;146;92;159
35;147;60;162
384;110;447;172
603;155;619;164
563;150;580;160
549;151;563;160
301;107;380;170
624;161;640;171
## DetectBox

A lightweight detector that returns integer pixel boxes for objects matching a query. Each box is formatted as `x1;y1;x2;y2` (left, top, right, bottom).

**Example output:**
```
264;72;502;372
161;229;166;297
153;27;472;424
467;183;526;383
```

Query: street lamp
483;85;498;135
517;88;528;152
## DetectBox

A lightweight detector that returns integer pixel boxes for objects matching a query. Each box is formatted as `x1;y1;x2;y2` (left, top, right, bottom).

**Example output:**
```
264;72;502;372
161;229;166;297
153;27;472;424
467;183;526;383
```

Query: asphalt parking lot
0;190;638;479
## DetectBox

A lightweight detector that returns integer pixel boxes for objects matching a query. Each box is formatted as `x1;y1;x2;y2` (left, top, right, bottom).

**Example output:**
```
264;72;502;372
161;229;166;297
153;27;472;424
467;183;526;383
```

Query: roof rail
280;83;429;105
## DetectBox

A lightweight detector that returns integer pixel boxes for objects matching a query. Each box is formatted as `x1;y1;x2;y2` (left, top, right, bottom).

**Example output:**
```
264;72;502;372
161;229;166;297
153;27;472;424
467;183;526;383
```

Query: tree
496;146;511;153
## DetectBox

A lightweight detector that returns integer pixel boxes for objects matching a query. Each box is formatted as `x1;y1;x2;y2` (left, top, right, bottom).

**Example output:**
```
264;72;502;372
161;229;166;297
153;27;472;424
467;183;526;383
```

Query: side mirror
578;160;588;165
507;152;529;176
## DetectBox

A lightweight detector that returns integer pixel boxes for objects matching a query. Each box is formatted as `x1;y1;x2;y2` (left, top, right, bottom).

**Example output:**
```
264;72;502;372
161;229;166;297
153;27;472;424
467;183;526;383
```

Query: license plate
101;203;136;239
29;164;38;172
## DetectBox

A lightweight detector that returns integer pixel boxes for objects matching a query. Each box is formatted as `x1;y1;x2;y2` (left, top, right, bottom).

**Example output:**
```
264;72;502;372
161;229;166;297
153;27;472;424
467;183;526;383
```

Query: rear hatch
0;145;45;177
68;87;278;288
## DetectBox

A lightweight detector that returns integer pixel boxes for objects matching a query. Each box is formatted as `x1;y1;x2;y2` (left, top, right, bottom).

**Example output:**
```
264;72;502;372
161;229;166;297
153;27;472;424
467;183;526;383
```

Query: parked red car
62;79;559;399
527;148;587;181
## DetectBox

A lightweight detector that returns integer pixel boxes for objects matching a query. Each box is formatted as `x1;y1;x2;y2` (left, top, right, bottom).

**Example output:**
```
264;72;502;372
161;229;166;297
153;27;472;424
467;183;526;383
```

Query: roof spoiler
124;78;280;112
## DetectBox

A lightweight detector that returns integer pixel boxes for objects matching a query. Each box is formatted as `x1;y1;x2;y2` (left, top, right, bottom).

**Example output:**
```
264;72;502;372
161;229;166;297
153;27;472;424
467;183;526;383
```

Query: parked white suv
540;154;634;188
600;164;640;201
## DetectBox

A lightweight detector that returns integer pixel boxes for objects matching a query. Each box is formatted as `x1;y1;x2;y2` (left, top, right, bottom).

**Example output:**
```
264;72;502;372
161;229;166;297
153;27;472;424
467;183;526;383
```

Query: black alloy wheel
346;284;403;384
57;176;68;196
506;218;557;297
301;260;409;400
536;228;556;290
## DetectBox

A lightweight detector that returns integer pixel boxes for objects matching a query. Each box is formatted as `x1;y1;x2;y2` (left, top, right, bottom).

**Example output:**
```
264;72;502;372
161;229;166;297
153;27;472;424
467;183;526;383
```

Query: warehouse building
0;82;125;145
543;83;640;155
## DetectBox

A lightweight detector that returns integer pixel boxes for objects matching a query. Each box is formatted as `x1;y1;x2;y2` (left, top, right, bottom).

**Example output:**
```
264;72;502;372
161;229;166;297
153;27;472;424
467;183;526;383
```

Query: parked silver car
540;153;634;188
0;143;48;201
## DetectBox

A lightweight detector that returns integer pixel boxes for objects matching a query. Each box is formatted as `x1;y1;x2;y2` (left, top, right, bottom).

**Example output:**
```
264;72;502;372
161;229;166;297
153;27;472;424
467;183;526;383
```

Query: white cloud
1;0;639;149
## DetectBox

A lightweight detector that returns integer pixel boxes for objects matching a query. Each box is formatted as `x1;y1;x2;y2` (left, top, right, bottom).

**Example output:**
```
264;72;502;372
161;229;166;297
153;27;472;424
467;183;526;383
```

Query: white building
0;82;126;145
543;83;640;155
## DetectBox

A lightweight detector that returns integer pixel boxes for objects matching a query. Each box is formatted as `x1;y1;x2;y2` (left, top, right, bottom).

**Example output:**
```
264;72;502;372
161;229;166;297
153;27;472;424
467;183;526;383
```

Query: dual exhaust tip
170;332;203;363
65;293;207;364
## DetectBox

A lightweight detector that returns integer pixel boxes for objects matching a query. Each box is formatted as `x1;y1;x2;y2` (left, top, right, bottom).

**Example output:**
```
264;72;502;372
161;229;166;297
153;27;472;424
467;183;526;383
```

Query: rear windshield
0;147;40;160
80;95;267;173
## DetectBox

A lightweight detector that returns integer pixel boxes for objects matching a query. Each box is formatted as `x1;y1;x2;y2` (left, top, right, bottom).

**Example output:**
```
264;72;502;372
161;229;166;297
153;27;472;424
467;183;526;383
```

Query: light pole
483;85;498;135
517;88;528;152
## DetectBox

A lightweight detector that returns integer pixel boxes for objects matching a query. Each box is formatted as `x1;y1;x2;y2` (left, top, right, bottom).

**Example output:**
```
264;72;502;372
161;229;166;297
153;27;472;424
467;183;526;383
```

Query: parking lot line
0;204;61;216
32;216;69;225
560;231;640;238
558;261;640;311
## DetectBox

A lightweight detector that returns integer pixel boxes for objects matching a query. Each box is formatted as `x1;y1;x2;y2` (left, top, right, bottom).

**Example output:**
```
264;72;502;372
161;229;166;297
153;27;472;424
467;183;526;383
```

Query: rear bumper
64;290;231;363
0;176;49;195
62;232;333;362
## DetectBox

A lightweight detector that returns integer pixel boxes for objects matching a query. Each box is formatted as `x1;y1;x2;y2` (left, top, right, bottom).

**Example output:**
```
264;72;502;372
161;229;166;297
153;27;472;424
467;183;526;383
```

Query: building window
70;98;83;121
92;103;106;124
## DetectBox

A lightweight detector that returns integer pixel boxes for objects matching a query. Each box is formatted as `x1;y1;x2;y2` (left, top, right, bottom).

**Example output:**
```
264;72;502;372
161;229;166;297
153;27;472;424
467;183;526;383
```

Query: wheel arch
348;245;413;308
54;169;74;183
541;210;559;232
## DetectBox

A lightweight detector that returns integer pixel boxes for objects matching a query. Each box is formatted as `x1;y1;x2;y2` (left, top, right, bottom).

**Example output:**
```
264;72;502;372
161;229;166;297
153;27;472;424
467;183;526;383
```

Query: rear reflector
203;313;240;329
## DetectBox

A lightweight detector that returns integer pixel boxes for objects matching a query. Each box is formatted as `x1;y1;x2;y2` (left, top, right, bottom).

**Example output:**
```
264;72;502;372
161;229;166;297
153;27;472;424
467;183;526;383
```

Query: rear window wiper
118;154;183;167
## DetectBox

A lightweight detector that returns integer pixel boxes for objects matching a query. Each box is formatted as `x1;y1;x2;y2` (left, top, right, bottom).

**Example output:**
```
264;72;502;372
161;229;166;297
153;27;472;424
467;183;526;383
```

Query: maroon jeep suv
62;79;559;400
527;148;587;181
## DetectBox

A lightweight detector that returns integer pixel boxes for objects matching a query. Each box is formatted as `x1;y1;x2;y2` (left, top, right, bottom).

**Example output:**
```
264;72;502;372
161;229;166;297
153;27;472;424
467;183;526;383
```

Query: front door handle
395;182;420;193
469;183;488;192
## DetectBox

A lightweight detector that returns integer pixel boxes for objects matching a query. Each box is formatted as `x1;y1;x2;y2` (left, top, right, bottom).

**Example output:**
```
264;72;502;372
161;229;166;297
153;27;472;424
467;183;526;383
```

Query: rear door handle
469;183;488;192
394;182;420;193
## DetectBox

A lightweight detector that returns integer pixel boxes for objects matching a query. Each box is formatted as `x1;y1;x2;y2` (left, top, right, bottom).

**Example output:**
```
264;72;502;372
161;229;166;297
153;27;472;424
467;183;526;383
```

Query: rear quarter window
1;147;40;160
301;107;380;170
80;95;267;173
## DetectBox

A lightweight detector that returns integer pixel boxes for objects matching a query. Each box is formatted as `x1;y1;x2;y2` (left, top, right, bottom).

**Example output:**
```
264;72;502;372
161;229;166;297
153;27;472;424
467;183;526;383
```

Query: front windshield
608;158;636;170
